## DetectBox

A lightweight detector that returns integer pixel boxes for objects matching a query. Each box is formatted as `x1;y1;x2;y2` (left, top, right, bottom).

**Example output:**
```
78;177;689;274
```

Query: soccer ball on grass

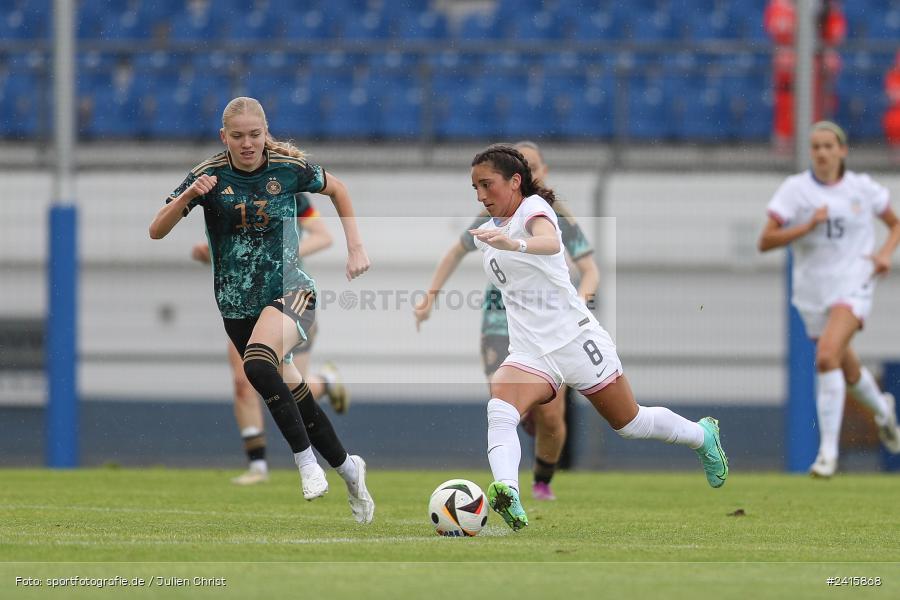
428;479;488;537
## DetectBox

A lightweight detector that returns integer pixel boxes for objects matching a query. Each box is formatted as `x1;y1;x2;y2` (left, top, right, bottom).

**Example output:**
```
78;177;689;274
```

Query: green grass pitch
2;468;898;599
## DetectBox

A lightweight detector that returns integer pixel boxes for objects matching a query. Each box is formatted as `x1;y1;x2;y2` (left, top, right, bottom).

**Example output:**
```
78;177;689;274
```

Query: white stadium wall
3;169;900;407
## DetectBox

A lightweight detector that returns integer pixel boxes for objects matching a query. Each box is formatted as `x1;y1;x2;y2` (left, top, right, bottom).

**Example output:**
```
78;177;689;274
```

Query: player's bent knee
487;398;521;429
242;343;282;388
816;350;842;372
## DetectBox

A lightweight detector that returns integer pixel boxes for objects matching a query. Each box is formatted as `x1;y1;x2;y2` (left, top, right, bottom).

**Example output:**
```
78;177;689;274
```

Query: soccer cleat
531;481;556;501
487;481;528;531
695;417;728;488
809;453;837;478
299;463;329;500
231;468;269;486
877;393;900;454
321;362;349;414
345;455;375;524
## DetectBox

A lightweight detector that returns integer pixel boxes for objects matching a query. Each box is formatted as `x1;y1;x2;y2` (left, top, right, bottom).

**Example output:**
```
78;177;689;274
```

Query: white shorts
797;281;874;339
502;325;623;399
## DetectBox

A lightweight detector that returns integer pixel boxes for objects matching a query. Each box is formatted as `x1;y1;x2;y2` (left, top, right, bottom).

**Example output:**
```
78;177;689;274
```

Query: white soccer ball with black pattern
428;479;488;537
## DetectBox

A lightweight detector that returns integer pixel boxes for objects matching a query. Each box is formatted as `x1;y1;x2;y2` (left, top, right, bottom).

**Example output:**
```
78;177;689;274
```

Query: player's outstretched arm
757;206;827;252
149;174;217;240
470;215;560;255
415;241;468;331
873;207;900;275
319;171;369;281
298;215;333;258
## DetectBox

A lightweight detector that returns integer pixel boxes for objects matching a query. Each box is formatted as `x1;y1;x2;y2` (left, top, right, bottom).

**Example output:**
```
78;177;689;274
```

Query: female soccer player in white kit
468;144;728;530
759;121;900;478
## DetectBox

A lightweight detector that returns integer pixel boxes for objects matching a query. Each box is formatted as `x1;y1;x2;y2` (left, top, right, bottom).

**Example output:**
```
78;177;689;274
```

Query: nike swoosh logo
488;445;502;455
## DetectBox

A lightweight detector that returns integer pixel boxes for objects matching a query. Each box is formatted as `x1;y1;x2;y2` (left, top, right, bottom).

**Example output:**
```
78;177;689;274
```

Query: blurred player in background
467;144;727;531
415;141;599;502
149;97;374;523
759;121;900;478
191;192;348;485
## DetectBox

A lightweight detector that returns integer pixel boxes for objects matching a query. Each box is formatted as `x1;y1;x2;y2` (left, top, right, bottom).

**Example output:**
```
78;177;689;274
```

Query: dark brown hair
471;143;556;205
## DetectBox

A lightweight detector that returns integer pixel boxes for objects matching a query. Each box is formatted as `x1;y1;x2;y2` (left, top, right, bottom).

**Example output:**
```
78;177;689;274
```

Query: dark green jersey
167;150;326;319
459;200;594;336
294;192;317;274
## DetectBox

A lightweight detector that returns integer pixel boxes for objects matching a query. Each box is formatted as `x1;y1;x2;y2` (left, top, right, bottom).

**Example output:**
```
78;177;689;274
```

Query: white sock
817;369;846;461
248;459;268;474
335;454;358;483
240;426;262;438
615;405;705;450
487;398;522;491
293;447;317;470
848;367;890;425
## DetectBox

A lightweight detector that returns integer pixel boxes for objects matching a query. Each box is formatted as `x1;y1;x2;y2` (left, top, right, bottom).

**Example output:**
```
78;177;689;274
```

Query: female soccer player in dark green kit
150;97;374;524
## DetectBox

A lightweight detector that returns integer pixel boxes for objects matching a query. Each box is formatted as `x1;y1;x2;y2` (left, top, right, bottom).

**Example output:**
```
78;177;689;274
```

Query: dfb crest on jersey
266;178;282;195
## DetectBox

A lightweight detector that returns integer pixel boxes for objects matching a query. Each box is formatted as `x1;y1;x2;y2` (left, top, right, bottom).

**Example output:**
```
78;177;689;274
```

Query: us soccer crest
265;178;282;195
850;198;862;214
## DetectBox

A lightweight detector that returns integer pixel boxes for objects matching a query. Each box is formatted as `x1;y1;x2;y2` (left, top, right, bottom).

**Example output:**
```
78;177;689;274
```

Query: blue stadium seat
556;85;614;139
482;50;523;70
77;1;107;39
376;86;422;139
308;65;355;100
0;69;39;138
340;10;390;40
541;51;582;73
433;81;497;139
568;8;624;41
1;0;50;39
507;11;563;41
321;87;376;138
626;73;673;140
861;9;900;41
543;72;588;98
132;51;181;95
226;4;281;40
730;2;767;41
367;51;417;71
141;87;207;139
836;71;886;141
676;78;732;141
457;11;499;41
282;8;335;40
733;85;772;141
85;88;141;138
99;4;155;40
393;10;448;40
274;85;323;138
681;7;739;40
77;51;114;95
630;8;677;41
501;88;556;138
168;4;224;42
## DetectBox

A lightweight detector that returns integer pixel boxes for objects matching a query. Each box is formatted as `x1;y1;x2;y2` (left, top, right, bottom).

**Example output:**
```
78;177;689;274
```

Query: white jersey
766;170;890;312
473;195;598;356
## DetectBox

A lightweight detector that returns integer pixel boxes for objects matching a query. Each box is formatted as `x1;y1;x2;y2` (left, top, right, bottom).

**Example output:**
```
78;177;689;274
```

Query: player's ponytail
222;96;307;161
471;144;556;206
264;134;307;161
